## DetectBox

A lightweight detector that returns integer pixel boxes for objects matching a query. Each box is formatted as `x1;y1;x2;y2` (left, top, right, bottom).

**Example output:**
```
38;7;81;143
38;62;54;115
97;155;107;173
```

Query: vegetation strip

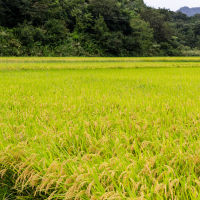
2;57;200;63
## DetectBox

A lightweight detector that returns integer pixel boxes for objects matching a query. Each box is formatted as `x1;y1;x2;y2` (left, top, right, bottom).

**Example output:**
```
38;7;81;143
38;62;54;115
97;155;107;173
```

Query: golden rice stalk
193;180;200;187
0;169;7;178
64;183;77;199
86;180;95;197
75;190;86;200
100;191;115;200
47;191;57;200
169;179;180;197
45;179;56;194
154;183;167;194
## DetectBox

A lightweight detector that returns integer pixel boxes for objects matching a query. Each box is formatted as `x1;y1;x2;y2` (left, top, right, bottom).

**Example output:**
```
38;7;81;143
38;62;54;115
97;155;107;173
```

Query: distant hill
177;6;200;16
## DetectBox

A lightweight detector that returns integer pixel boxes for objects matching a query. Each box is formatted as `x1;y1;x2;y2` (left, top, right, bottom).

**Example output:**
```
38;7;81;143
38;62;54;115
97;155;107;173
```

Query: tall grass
0;58;200;199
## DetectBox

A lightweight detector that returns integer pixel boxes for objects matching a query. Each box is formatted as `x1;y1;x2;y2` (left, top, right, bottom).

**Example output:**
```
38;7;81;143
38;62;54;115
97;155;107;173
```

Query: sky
144;0;200;11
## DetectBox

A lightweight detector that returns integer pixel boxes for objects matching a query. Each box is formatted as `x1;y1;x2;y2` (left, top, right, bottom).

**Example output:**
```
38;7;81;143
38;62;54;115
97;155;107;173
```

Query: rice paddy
0;57;200;199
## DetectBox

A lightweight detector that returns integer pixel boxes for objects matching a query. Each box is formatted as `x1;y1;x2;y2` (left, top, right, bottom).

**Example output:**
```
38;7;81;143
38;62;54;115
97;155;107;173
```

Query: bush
44;19;68;47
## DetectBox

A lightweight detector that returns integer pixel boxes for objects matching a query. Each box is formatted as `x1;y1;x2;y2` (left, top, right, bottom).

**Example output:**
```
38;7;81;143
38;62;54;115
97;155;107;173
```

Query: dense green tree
0;0;199;56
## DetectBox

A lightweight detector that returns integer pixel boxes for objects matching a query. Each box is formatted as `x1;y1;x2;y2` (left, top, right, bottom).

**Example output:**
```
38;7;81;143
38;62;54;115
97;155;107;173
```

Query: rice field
0;57;200;199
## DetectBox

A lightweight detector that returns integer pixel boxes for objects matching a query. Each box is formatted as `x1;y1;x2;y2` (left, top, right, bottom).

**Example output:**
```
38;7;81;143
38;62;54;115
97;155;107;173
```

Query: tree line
0;0;200;57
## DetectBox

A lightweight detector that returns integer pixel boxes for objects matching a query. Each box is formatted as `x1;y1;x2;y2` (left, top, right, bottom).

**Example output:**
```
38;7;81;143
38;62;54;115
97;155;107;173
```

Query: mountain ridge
177;6;200;16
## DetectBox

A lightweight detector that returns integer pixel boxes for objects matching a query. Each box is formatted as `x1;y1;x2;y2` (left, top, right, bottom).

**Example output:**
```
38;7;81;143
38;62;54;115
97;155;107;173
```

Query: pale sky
144;0;200;11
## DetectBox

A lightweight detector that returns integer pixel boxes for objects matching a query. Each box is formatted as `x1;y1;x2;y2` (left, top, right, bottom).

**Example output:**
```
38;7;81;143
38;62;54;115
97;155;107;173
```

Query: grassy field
0;58;200;199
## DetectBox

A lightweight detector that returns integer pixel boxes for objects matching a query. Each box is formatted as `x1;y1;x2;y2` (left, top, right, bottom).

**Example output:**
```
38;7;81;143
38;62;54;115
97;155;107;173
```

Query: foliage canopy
0;0;199;56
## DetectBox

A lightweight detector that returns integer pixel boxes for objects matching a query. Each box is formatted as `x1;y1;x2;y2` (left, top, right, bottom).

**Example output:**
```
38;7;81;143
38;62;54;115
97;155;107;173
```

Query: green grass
0;58;200;199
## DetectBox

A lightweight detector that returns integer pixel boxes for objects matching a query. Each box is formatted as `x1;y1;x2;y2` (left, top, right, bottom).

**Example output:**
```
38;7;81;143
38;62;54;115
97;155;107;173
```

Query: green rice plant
0;61;200;71
1;57;200;63
0;58;200;199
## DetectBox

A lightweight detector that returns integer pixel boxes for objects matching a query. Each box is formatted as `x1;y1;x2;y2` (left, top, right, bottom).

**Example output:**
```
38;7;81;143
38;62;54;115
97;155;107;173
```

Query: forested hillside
0;0;200;56
178;6;200;17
